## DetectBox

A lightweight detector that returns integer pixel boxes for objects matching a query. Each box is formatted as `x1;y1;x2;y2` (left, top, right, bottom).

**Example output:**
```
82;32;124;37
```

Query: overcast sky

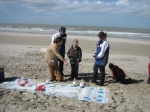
0;0;150;28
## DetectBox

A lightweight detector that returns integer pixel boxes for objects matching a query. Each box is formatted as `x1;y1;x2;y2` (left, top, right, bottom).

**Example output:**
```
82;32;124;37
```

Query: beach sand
0;32;150;112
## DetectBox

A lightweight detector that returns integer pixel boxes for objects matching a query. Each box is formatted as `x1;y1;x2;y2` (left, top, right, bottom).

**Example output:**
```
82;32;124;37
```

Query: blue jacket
59;36;66;55
94;40;109;66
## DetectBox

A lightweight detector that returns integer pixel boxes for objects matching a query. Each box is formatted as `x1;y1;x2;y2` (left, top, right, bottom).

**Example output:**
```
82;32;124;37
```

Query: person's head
59;27;66;35
98;31;107;40
72;39;79;47
109;63;114;70
53;36;63;45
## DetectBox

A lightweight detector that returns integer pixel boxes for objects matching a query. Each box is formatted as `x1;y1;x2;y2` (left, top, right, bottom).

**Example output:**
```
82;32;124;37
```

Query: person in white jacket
50;27;67;76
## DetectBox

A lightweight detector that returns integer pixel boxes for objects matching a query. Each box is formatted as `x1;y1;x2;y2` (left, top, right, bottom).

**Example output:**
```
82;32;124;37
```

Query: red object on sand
36;85;45;91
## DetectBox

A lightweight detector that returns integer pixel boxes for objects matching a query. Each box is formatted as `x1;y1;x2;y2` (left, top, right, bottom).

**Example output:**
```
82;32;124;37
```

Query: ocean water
0;23;150;39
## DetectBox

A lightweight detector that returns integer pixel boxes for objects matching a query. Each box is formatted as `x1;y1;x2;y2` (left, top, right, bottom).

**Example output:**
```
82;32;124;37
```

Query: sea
0;23;150;39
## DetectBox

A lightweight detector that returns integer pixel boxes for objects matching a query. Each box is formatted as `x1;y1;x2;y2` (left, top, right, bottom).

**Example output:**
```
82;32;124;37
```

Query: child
92;31;109;86
67;39;82;80
147;56;150;84
109;63;131;84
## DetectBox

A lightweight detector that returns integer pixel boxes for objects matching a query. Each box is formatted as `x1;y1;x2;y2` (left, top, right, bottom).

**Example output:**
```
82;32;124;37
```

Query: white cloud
96;1;104;5
116;0;130;6
73;1;79;4
0;0;150;17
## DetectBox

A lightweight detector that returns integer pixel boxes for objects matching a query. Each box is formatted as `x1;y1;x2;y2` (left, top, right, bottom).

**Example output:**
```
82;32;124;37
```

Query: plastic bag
17;76;27;86
80;78;85;88
73;78;77;86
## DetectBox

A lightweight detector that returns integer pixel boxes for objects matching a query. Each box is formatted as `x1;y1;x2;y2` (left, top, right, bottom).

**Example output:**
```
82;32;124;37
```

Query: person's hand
76;62;79;65
64;60;68;66
97;56;100;59
93;53;95;57
70;58;73;61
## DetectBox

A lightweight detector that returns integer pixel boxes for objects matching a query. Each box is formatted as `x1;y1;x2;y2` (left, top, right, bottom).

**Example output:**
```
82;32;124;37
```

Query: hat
60;27;66;33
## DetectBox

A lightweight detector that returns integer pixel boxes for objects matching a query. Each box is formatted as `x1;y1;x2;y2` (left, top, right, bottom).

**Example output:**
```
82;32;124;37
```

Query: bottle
73;78;77;86
33;79;37;90
80;78;85;88
21;76;24;80
46;75;50;84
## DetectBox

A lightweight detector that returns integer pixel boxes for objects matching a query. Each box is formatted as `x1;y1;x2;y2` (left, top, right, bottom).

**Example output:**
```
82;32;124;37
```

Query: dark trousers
58;54;64;75
71;64;79;79
93;64;105;83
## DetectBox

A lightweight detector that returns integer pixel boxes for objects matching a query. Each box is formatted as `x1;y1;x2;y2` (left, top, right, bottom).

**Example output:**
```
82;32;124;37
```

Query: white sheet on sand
0;79;110;103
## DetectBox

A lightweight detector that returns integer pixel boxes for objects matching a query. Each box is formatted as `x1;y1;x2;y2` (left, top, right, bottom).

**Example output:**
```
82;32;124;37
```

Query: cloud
116;0;130;6
48;13;60;18
92;17;98;20
0;0;150;17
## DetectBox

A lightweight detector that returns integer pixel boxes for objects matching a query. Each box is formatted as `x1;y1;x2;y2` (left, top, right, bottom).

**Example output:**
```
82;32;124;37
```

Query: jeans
71;63;79;79
93;64;105;83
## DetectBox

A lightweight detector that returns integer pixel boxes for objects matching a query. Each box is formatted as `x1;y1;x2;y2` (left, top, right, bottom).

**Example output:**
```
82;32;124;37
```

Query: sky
0;0;150;29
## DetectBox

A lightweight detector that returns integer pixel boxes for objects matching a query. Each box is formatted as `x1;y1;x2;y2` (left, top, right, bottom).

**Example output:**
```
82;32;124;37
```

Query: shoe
128;78;132;83
50;79;54;81
91;79;97;83
97;81;104;86
60;71;64;76
96;83;104;86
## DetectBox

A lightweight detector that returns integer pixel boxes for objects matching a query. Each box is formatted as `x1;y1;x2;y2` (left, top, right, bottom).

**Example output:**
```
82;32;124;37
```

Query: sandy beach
0;31;150;112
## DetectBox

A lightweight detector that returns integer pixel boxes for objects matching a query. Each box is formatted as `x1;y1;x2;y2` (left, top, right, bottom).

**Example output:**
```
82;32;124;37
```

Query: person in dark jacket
67;39;82;80
109;63;132;84
109;63;126;83
51;27;67;76
92;31;110;86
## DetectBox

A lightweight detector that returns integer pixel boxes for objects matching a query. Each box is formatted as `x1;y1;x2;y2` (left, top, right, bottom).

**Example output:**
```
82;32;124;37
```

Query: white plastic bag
80;78;85;88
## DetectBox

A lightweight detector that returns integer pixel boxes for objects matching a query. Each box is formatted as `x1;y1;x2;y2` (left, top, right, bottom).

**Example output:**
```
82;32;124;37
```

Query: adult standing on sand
45;37;68;81
51;27;67;76
92;31;110;86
